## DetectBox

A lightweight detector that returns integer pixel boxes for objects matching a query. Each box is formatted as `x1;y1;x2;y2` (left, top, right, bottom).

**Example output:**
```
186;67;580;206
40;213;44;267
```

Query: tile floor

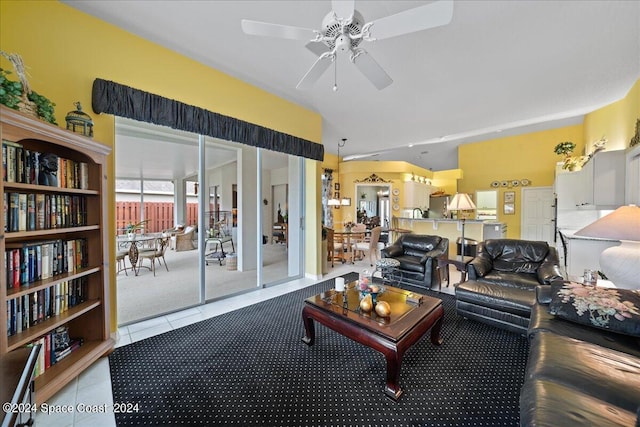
34;262;460;427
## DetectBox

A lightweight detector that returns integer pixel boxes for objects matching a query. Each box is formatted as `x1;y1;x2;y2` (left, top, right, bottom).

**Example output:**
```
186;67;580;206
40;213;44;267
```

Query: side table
375;258;401;286
438;255;474;289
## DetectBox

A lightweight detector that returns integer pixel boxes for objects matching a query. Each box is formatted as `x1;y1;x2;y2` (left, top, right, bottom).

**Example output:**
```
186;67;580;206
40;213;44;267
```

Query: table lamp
573;204;640;289
447;193;476;258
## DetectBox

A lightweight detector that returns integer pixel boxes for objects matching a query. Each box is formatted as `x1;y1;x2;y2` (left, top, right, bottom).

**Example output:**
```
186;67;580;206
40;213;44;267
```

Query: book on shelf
24;328;84;378
5;238;88;289
2;140;89;189
6;277;88;336
4;192;88;232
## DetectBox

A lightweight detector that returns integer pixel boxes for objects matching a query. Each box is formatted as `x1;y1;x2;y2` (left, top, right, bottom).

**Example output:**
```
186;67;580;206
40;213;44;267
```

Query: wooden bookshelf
1;105;114;403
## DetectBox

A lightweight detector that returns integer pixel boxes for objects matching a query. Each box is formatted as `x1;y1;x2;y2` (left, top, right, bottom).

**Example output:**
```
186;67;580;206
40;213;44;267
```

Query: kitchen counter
557;228;620;277
393;217;507;256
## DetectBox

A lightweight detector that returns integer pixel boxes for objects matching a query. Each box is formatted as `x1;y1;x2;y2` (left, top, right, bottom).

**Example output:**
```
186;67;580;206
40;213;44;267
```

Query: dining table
333;228;369;264
116;233;162;275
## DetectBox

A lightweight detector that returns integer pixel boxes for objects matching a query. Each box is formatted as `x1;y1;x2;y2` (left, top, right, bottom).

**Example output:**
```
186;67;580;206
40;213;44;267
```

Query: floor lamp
447;193;477;258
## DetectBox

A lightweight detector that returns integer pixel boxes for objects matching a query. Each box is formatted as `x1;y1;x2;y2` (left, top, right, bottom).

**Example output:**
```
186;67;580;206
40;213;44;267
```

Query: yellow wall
459;125;584;237
459;78;639;238
1;1;322;330
584;79;640;153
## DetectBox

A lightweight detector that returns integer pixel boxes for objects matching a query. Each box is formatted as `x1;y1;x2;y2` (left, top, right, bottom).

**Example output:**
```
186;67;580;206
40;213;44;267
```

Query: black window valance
92;78;324;161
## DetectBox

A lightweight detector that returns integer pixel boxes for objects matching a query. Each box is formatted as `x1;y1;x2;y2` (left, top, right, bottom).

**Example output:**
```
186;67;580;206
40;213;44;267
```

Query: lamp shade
447;193;476;211
574;205;640;289
574;205;640;241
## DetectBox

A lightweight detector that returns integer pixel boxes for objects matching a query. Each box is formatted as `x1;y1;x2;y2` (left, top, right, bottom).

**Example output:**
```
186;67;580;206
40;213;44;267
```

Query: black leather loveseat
520;283;640;427
455;239;564;334
380;234;448;289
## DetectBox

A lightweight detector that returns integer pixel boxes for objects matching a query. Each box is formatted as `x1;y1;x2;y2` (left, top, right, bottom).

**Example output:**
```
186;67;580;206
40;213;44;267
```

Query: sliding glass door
115;118;304;324
259;150;303;286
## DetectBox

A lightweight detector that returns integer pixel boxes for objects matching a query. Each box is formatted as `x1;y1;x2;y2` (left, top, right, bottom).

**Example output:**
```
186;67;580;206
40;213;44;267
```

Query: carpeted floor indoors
109;272;529;426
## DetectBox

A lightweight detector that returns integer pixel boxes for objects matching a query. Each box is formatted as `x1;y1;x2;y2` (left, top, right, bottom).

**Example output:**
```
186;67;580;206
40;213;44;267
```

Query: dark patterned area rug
109;273;529;426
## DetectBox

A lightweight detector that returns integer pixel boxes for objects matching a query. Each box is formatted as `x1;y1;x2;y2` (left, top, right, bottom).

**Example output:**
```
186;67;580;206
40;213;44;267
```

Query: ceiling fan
241;0;453;91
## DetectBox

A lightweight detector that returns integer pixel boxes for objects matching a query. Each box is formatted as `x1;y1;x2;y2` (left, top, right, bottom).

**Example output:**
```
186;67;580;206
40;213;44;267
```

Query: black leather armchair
456;239;564;334
380;234;448;289
467;239;563;290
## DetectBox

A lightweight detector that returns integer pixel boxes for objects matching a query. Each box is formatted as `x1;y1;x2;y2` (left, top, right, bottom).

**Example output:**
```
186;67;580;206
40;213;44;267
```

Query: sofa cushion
525;332;640;413
472;271;541;290
549;282;640;337
394;255;425;274
520;379;638;427
528;303;640;357
456;280;536;317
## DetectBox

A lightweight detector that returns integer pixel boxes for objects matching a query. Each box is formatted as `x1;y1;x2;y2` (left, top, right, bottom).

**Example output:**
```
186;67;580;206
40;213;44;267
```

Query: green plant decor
554;141;576;157
0;66;57;125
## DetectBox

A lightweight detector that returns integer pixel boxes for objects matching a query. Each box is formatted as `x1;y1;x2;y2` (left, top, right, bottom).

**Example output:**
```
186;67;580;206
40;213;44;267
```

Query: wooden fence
116;202;198;233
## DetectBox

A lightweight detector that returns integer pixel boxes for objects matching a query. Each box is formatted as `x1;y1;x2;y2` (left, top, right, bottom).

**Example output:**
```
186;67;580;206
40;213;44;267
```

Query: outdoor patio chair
172;225;196;252
137;236;170;276
116;249;129;275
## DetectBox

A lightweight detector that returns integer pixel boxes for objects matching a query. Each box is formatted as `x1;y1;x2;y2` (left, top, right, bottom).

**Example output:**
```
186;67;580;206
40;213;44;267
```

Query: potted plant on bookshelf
0;51;57;125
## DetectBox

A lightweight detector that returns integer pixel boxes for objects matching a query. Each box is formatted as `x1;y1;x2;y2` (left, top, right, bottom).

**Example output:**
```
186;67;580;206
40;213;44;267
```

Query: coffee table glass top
306;281;433;329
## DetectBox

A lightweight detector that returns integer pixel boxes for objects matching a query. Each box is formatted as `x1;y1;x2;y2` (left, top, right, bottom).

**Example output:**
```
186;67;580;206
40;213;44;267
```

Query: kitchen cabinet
403;181;434;210
555;150;625;209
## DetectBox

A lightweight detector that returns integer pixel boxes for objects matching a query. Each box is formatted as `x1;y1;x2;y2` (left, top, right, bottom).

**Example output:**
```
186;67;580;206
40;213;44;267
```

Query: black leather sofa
380;234;448;289
520;284;640;427
455;239;564;334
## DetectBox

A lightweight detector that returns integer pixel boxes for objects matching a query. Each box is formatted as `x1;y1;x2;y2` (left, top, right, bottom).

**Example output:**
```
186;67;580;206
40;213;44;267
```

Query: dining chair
137;236;170;276
349;223;368;262
353;226;382;266
326;227;346;267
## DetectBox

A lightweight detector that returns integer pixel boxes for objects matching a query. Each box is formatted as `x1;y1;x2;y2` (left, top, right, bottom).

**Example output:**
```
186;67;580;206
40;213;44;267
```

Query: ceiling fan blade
332;0;355;21
296;54;334;90
367;0;453;41
351;50;393;90
305;41;330;57
241;19;317;40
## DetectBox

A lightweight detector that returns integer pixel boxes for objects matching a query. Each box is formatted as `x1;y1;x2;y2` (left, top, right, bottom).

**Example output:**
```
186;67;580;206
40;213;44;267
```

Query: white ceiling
65;0;640;175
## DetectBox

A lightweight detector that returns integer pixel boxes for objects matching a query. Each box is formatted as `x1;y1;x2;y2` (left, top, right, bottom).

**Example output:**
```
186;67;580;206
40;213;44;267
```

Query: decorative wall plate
501;181;509;187
511;180;520;187
490;181;500;188
521;179;531;186
392;188;400;195
392;195;399;203
393;204;400;211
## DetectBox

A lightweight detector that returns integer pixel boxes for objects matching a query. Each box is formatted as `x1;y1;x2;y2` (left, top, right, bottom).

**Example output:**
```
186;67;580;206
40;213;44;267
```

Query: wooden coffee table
302;283;444;400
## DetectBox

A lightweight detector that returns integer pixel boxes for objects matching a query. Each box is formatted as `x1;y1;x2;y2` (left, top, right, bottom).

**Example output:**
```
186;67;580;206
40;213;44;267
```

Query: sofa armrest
381;244;403;258
421;247;447;264
419;237;449;263
535;285;552;304
536;247;564;285
468;252;493;278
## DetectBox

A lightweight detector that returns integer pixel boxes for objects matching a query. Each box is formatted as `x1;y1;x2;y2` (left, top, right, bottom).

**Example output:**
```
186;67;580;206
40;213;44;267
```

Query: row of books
6;277;88;337
5;238;88;290
4;192;88;232
2;139;89;189
26;329;84;378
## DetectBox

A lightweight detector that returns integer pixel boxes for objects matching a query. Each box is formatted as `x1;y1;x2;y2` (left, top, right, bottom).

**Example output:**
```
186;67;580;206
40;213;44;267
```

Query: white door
521;187;555;244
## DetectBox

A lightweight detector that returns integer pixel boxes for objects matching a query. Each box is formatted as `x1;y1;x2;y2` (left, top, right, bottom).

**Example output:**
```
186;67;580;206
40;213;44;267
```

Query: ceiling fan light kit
241;0;453;91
